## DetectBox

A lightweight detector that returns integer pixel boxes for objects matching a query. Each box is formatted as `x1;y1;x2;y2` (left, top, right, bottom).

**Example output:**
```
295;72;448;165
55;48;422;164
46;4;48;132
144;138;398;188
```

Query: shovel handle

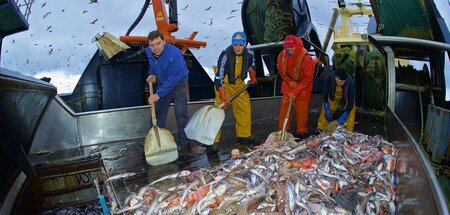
148;80;158;127
217;83;250;109
281;97;294;140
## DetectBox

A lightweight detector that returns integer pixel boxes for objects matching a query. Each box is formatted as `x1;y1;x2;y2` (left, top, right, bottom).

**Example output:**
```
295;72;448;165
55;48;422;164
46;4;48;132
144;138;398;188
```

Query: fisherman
209;31;257;154
316;68;356;132
145;30;191;154
276;35;320;139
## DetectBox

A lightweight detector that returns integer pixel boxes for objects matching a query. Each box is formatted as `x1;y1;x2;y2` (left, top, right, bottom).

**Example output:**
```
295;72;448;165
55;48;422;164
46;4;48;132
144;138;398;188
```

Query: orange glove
288;81;298;88
217;87;232;109
147;75;156;83
249;70;257;85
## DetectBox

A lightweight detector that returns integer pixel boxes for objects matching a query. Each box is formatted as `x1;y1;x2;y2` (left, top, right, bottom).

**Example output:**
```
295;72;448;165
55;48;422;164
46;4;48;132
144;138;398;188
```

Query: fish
106;172;136;182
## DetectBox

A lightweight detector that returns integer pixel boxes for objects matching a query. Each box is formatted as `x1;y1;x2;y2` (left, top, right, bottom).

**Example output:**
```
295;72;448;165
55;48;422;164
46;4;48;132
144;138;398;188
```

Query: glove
288;81;298;88
217;87;232;109
337;112;349;125
147;75;156;83
249;70;257;85
324;102;332;121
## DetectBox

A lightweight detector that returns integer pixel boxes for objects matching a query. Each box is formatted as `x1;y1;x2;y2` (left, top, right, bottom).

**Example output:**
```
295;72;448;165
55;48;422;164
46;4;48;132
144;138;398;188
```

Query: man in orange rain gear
276;35;320;139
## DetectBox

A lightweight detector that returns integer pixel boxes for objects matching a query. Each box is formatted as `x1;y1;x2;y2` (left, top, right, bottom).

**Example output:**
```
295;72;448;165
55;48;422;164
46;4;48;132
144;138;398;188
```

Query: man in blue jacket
145;30;190;154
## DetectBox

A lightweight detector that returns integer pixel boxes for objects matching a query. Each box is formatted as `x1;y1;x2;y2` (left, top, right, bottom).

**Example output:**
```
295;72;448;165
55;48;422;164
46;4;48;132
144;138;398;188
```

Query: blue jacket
145;44;189;98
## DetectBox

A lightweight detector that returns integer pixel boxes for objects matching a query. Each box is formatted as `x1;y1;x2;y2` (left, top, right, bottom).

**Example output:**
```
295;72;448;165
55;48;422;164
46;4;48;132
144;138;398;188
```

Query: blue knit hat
231;32;246;46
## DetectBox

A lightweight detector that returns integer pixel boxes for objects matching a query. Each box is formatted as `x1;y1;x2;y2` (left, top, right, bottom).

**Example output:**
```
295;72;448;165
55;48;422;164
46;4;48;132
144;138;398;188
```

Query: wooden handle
148;81;157;128
217;83;250;109
281;97;294;140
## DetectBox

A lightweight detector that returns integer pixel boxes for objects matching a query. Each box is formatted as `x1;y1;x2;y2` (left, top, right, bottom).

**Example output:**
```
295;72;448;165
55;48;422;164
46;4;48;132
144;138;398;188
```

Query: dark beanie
335;68;348;80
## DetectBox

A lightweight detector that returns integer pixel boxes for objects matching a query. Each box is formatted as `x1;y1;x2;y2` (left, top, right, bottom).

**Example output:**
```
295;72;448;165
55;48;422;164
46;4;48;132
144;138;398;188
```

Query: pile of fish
112;127;398;214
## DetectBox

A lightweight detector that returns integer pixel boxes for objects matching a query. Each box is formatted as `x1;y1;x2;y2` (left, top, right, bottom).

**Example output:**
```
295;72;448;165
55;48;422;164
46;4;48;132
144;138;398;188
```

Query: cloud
33;70;81;94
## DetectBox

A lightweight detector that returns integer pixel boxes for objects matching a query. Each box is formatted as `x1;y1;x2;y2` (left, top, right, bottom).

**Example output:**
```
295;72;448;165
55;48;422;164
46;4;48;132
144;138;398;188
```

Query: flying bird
204;6;211;11
41;2;47;8
237;1;243;4
43;12;51;19
82;10;88;14
12;39;15;43
48;48;53;55
46;25;52;31
226;16;236;20
89;0;98;4
230;9;238;14
61;9;65;12
181;4;188;10
90;18;98;24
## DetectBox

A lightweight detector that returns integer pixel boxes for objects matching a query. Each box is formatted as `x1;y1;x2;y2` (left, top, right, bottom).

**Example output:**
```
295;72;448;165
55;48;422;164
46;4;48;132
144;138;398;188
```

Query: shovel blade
265;131;295;142
144;127;178;166
185;105;225;145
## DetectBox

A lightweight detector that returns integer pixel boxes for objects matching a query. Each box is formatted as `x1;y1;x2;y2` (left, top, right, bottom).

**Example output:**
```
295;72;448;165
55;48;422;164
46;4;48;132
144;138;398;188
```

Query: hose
125;0;151;36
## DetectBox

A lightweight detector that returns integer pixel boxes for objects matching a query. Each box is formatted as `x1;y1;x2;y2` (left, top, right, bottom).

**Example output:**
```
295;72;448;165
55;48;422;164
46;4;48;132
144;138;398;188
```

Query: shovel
266;96;295;142
185;83;250;145
144;77;178;166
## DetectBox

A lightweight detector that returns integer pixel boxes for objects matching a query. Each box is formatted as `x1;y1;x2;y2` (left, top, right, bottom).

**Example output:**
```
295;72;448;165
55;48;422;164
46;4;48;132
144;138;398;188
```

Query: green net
332;47;356;75
376;0;433;40
245;0;268;44
263;0;295;43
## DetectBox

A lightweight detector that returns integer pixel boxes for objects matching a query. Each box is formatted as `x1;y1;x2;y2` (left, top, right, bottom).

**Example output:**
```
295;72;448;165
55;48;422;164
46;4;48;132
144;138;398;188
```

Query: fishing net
332;47;355;75
263;0;295;43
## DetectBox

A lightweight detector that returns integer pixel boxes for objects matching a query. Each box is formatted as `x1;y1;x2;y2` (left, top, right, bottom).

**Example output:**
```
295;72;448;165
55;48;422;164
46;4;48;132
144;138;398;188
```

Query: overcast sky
1;0;448;100
1;0;336;93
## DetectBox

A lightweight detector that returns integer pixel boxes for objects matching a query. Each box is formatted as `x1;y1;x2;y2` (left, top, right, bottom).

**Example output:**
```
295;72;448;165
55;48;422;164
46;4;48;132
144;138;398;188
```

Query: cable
125;0;151;36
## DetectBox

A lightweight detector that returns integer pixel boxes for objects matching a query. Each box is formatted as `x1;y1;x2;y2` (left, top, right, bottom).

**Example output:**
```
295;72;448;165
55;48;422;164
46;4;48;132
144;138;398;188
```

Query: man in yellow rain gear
208;31;257;154
316;68;356;132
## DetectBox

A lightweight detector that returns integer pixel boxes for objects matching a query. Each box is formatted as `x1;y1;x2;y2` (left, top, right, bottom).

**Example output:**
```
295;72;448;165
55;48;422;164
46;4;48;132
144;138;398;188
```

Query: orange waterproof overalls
276;36;317;134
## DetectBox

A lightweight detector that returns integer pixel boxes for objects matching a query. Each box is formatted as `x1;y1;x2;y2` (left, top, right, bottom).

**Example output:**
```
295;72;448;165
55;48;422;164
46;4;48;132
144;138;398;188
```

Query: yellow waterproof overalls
214;56;252;142
317;85;356;131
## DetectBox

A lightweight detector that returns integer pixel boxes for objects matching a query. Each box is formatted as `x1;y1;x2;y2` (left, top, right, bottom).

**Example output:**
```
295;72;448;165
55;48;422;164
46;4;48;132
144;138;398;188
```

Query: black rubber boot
206;143;219;154
236;136;256;146
177;143;191;155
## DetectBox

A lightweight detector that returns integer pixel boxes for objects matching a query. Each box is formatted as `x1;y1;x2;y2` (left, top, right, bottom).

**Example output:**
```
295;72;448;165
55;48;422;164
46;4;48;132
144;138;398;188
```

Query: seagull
204;35;210;39
209;20;213;26
43;12;51;19
237;1;243;4
90;18;98;24
46;25;52;31
226;16;236;20
204;6;211;11
82;10;88;14
181;4;188;10
48;48;53;55
230;9;238;14
89;0;98;4
61;9;65;12
41;2;46;8
78;43;83;46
